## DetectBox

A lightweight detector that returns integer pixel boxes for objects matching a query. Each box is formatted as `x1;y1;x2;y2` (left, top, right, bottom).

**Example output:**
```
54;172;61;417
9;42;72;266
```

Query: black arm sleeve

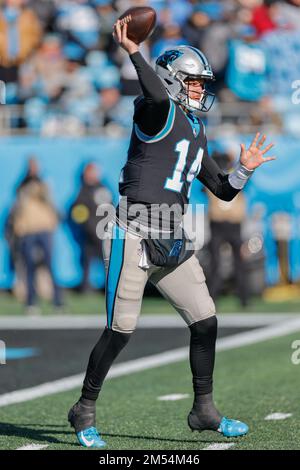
197;147;240;202
129;51;170;136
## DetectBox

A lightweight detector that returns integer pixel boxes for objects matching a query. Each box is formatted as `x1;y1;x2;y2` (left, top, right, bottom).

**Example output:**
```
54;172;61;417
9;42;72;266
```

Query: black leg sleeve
188;316;222;431
81;327;131;401
189;316;218;396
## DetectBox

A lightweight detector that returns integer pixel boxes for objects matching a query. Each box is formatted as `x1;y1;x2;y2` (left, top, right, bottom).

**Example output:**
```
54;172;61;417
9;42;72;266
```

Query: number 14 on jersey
164;139;204;198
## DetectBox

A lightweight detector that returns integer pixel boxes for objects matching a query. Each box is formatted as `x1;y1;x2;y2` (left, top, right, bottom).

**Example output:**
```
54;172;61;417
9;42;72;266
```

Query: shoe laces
219;416;241;429
83;427;101;440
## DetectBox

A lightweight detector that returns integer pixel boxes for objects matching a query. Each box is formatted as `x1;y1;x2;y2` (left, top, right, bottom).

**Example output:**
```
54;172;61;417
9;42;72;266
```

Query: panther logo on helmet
155;45;215;113
156;50;184;68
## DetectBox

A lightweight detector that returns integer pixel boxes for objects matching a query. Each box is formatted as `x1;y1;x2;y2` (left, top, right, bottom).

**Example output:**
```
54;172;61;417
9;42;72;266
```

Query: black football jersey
119;97;207;210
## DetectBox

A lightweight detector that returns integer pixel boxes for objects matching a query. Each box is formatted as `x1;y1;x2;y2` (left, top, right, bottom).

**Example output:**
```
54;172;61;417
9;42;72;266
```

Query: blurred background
0;0;300;316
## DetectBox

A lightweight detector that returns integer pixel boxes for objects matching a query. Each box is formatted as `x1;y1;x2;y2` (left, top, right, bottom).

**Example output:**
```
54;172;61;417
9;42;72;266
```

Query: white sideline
16;444;49;450
264;412;292;420
157;394;190;401
0;313;298;329
1;317;300;408
203;443;235;450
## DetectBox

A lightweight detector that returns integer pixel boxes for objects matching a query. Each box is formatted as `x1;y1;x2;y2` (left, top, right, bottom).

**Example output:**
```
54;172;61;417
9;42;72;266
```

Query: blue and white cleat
188;409;249;438
217;417;249;438
68;400;107;448
77;426;107;448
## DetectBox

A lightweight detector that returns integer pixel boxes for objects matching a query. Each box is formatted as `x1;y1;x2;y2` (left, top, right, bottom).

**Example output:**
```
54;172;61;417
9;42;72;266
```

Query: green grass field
1;291;300;315
1;331;300;450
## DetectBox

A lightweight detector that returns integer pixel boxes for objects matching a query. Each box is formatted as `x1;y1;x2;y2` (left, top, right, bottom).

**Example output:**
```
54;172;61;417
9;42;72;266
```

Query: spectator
54;0;100;63
182;3;213;50
98;85;121;130
277;0;300;29
206;151;249;307
0;0;42;83
27;0;56;31
5;157;41;275
183;1;230;38
10;160;62;314
59;58;99;128
93;0;118;51
118;41;150;95
226;25;267;101
182;2;230;93
17;156;41;190
261;26;300;97
19;34;66;103
169;0;193;26
102;94;134;135
85;50;120;90
151;22;187;59
251;0;280;37
70;163;113;292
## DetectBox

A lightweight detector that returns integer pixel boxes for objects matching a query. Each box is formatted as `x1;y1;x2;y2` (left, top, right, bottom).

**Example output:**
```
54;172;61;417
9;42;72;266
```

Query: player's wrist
128;45;139;55
228;161;254;190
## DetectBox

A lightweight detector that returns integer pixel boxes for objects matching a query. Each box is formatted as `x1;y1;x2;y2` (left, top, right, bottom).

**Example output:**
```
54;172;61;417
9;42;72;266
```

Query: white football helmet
155;45;215;113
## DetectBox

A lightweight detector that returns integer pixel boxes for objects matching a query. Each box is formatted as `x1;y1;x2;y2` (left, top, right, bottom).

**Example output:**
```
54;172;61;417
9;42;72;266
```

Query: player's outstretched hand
113;20;139;55
240;133;276;170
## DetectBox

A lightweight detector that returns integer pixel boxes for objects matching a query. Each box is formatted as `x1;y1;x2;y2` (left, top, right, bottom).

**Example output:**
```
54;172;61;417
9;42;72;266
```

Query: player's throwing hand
113;21;139;55
240;133;276;170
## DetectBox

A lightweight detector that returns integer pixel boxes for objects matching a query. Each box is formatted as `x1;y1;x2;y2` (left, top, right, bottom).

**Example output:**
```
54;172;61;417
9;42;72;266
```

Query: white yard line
0;313;297;329
1;317;300;408
16;444;49;450
203;443;235;450
157;394;190;401
215;317;300;351
264;412;292;420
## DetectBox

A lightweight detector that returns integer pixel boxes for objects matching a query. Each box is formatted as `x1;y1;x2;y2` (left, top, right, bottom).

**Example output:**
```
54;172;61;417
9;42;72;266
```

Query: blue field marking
4;348;40;360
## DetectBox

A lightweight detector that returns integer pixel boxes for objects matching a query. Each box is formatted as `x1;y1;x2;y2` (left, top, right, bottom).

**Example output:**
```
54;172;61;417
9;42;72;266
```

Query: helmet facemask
174;71;215;114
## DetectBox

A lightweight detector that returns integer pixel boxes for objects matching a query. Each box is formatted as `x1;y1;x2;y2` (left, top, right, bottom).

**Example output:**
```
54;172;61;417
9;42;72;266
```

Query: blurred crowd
0;0;299;136
5;158;113;313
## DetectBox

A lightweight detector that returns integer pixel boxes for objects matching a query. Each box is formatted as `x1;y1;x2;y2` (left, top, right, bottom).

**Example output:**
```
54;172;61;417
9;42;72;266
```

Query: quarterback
68;21;275;448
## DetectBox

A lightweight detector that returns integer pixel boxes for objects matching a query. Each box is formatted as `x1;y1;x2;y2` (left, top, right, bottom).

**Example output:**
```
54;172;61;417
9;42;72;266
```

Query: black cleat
188;409;220;433
188;410;249;437
68;400;96;434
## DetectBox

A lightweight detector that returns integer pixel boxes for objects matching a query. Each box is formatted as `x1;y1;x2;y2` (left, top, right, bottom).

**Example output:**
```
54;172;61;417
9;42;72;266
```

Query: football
118;6;157;45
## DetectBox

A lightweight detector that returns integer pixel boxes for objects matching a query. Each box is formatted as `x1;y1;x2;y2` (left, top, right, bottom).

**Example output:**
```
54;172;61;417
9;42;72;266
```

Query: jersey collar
179;105;201;138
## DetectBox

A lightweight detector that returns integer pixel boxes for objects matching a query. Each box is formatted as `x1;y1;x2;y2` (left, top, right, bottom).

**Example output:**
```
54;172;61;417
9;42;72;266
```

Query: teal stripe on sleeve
134;99;176;143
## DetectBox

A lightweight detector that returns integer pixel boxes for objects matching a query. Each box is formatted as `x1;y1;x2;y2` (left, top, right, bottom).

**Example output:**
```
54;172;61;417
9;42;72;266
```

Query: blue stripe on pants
106;224;126;329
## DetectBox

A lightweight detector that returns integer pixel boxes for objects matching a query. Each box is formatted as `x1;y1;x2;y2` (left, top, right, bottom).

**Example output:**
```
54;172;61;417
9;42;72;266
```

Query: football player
68;21;276;448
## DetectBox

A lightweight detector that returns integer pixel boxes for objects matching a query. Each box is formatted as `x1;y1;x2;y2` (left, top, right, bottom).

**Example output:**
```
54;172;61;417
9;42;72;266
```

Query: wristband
228;162;254;190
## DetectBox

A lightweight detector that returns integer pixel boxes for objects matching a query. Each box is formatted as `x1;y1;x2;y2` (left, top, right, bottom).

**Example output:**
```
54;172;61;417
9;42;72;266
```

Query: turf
1;291;300;316
1;332;300;450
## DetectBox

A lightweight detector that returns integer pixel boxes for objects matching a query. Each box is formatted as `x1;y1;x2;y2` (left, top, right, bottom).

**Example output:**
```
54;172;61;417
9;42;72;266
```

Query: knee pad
189;315;218;340
112;313;139;334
